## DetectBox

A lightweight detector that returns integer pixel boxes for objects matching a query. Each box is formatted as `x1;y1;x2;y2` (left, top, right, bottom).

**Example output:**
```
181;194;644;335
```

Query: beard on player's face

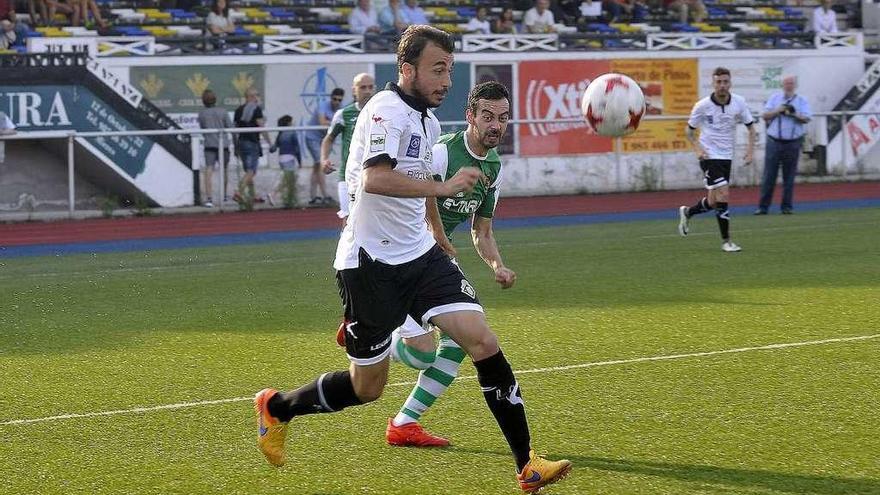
412;69;449;108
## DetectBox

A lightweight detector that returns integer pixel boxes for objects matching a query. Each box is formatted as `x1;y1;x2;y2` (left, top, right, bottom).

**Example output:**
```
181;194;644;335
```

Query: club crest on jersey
461;279;476;299
406;135;421;158
370;133;386;152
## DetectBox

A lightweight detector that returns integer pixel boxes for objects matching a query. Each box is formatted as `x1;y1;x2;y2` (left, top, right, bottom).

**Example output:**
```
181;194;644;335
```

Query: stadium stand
1;0;861;55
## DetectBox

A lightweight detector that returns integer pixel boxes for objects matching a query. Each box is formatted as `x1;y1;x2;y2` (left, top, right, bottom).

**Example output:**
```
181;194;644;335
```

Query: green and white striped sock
390;330;437;370
392;335;466;426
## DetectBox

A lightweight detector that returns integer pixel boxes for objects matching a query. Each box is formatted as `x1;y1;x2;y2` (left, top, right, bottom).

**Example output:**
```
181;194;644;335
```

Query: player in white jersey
253;25;571;493
678;66;756;252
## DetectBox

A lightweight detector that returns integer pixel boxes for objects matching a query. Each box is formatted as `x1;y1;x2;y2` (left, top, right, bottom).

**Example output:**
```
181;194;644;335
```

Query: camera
782;103;796;116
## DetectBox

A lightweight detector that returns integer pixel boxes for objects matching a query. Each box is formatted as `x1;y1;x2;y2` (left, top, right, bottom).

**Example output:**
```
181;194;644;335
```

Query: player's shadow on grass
567;455;880;495
446;447;880;495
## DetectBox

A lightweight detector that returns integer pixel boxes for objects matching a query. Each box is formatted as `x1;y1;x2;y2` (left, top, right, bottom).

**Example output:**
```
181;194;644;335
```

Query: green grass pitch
1;208;878;494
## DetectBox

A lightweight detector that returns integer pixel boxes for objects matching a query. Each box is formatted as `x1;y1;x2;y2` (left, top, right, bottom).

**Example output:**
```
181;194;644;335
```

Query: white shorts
397;315;432;338
337;180;350;219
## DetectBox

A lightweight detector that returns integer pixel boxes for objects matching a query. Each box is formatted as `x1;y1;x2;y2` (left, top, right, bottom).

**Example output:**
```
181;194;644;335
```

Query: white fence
24;32;864;57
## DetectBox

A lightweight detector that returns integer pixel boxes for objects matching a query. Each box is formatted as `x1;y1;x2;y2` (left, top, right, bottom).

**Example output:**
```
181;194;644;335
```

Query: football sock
687;197;710;217
474;350;532;472
392;335;465;427
715;202;730;241
391;331;437;371
267;371;362;422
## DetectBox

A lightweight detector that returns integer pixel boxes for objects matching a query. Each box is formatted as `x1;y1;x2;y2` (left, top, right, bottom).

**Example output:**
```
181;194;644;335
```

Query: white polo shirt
687;93;754;160
812;7;838;33
334;84;441;270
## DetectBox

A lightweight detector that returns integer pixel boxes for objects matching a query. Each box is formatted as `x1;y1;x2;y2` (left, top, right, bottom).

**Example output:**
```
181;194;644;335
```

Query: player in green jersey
320;72;375;220
383;81;519;447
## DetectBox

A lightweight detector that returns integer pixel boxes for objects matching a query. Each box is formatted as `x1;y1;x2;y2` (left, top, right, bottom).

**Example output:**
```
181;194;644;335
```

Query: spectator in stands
198;89;233;208
493;7;517;34
812;0;838;33
349;0;380;35
5;6;32;43
755;75;811;215
574;0;602;26
305;87;343;206
379;0;409;35
0;19;15;49
401;0;427;25
605;0;648;22
269;115;302;208
50;0;105;29
43;0;79;27
233;87;272;208
78;0;107;29
524;0;556;33
465;6;492;34
0;109;14;163
207;0;235;36
664;0;706;25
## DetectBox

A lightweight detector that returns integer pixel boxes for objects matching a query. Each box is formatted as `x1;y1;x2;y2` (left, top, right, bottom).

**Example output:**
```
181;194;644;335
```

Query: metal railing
18;31;863;57
0;111;877;218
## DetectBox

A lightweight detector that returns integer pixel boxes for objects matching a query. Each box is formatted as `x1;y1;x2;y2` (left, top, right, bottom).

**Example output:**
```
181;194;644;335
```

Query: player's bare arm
472;215;515;289
686;125;705;159
320;130;340;173
744;123;756;165
426;197;456;257
363;162;482;198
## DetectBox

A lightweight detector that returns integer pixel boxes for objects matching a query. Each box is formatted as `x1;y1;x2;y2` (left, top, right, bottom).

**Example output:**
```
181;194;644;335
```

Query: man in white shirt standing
348;0;380;34
524;0;556;33
678;66;756;252
813;0;838;33
254;25;572;493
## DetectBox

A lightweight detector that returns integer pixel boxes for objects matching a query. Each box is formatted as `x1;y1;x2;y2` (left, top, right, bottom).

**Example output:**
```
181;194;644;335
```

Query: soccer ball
581;73;646;137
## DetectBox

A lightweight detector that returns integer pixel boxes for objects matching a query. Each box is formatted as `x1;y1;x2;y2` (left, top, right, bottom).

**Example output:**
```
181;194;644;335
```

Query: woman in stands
207;0;235;36
493;7;516;34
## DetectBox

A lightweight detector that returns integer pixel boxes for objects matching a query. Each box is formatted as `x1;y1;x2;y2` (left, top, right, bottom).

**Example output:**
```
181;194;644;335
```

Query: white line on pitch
2;333;877;427
639;219;879;239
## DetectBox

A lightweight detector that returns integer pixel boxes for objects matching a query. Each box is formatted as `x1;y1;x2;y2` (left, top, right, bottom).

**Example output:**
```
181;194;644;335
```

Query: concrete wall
0;140;105;214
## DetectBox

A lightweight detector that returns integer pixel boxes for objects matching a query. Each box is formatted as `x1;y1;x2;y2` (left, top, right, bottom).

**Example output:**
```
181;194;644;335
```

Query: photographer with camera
755;75;811;215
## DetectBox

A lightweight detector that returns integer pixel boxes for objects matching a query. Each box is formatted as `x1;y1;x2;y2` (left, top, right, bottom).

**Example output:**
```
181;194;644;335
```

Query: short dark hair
278;115;292;127
713;67;731;78
467;81;510;114
202;89;216;108
331;88;345;98
397;25;455;74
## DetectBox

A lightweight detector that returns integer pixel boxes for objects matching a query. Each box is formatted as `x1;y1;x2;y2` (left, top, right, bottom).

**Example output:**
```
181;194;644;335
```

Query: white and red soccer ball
581;73;646;137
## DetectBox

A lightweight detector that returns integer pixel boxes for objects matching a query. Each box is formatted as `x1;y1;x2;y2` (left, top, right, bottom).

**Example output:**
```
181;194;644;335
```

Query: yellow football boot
254;388;288;467
516;450;573;493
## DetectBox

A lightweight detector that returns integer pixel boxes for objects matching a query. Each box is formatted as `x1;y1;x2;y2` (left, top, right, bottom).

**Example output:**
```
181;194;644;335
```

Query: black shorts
700;159;732;190
336;245;482;365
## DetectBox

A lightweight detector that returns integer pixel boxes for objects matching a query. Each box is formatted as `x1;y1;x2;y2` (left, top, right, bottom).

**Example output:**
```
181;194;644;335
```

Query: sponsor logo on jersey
443;197;481;214
461;279;476;299
406;135;421;158
370;133;386;152
407;169;431;181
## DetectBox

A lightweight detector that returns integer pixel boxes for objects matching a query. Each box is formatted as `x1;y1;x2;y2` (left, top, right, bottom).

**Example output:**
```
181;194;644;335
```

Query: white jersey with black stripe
687;93;754;160
334;86;441;270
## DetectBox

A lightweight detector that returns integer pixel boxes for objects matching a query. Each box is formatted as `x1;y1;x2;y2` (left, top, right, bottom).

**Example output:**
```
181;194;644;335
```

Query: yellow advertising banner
612;59;698;154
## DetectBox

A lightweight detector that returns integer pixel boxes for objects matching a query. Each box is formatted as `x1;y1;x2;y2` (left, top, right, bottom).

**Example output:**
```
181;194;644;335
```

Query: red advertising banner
518;60;612;156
